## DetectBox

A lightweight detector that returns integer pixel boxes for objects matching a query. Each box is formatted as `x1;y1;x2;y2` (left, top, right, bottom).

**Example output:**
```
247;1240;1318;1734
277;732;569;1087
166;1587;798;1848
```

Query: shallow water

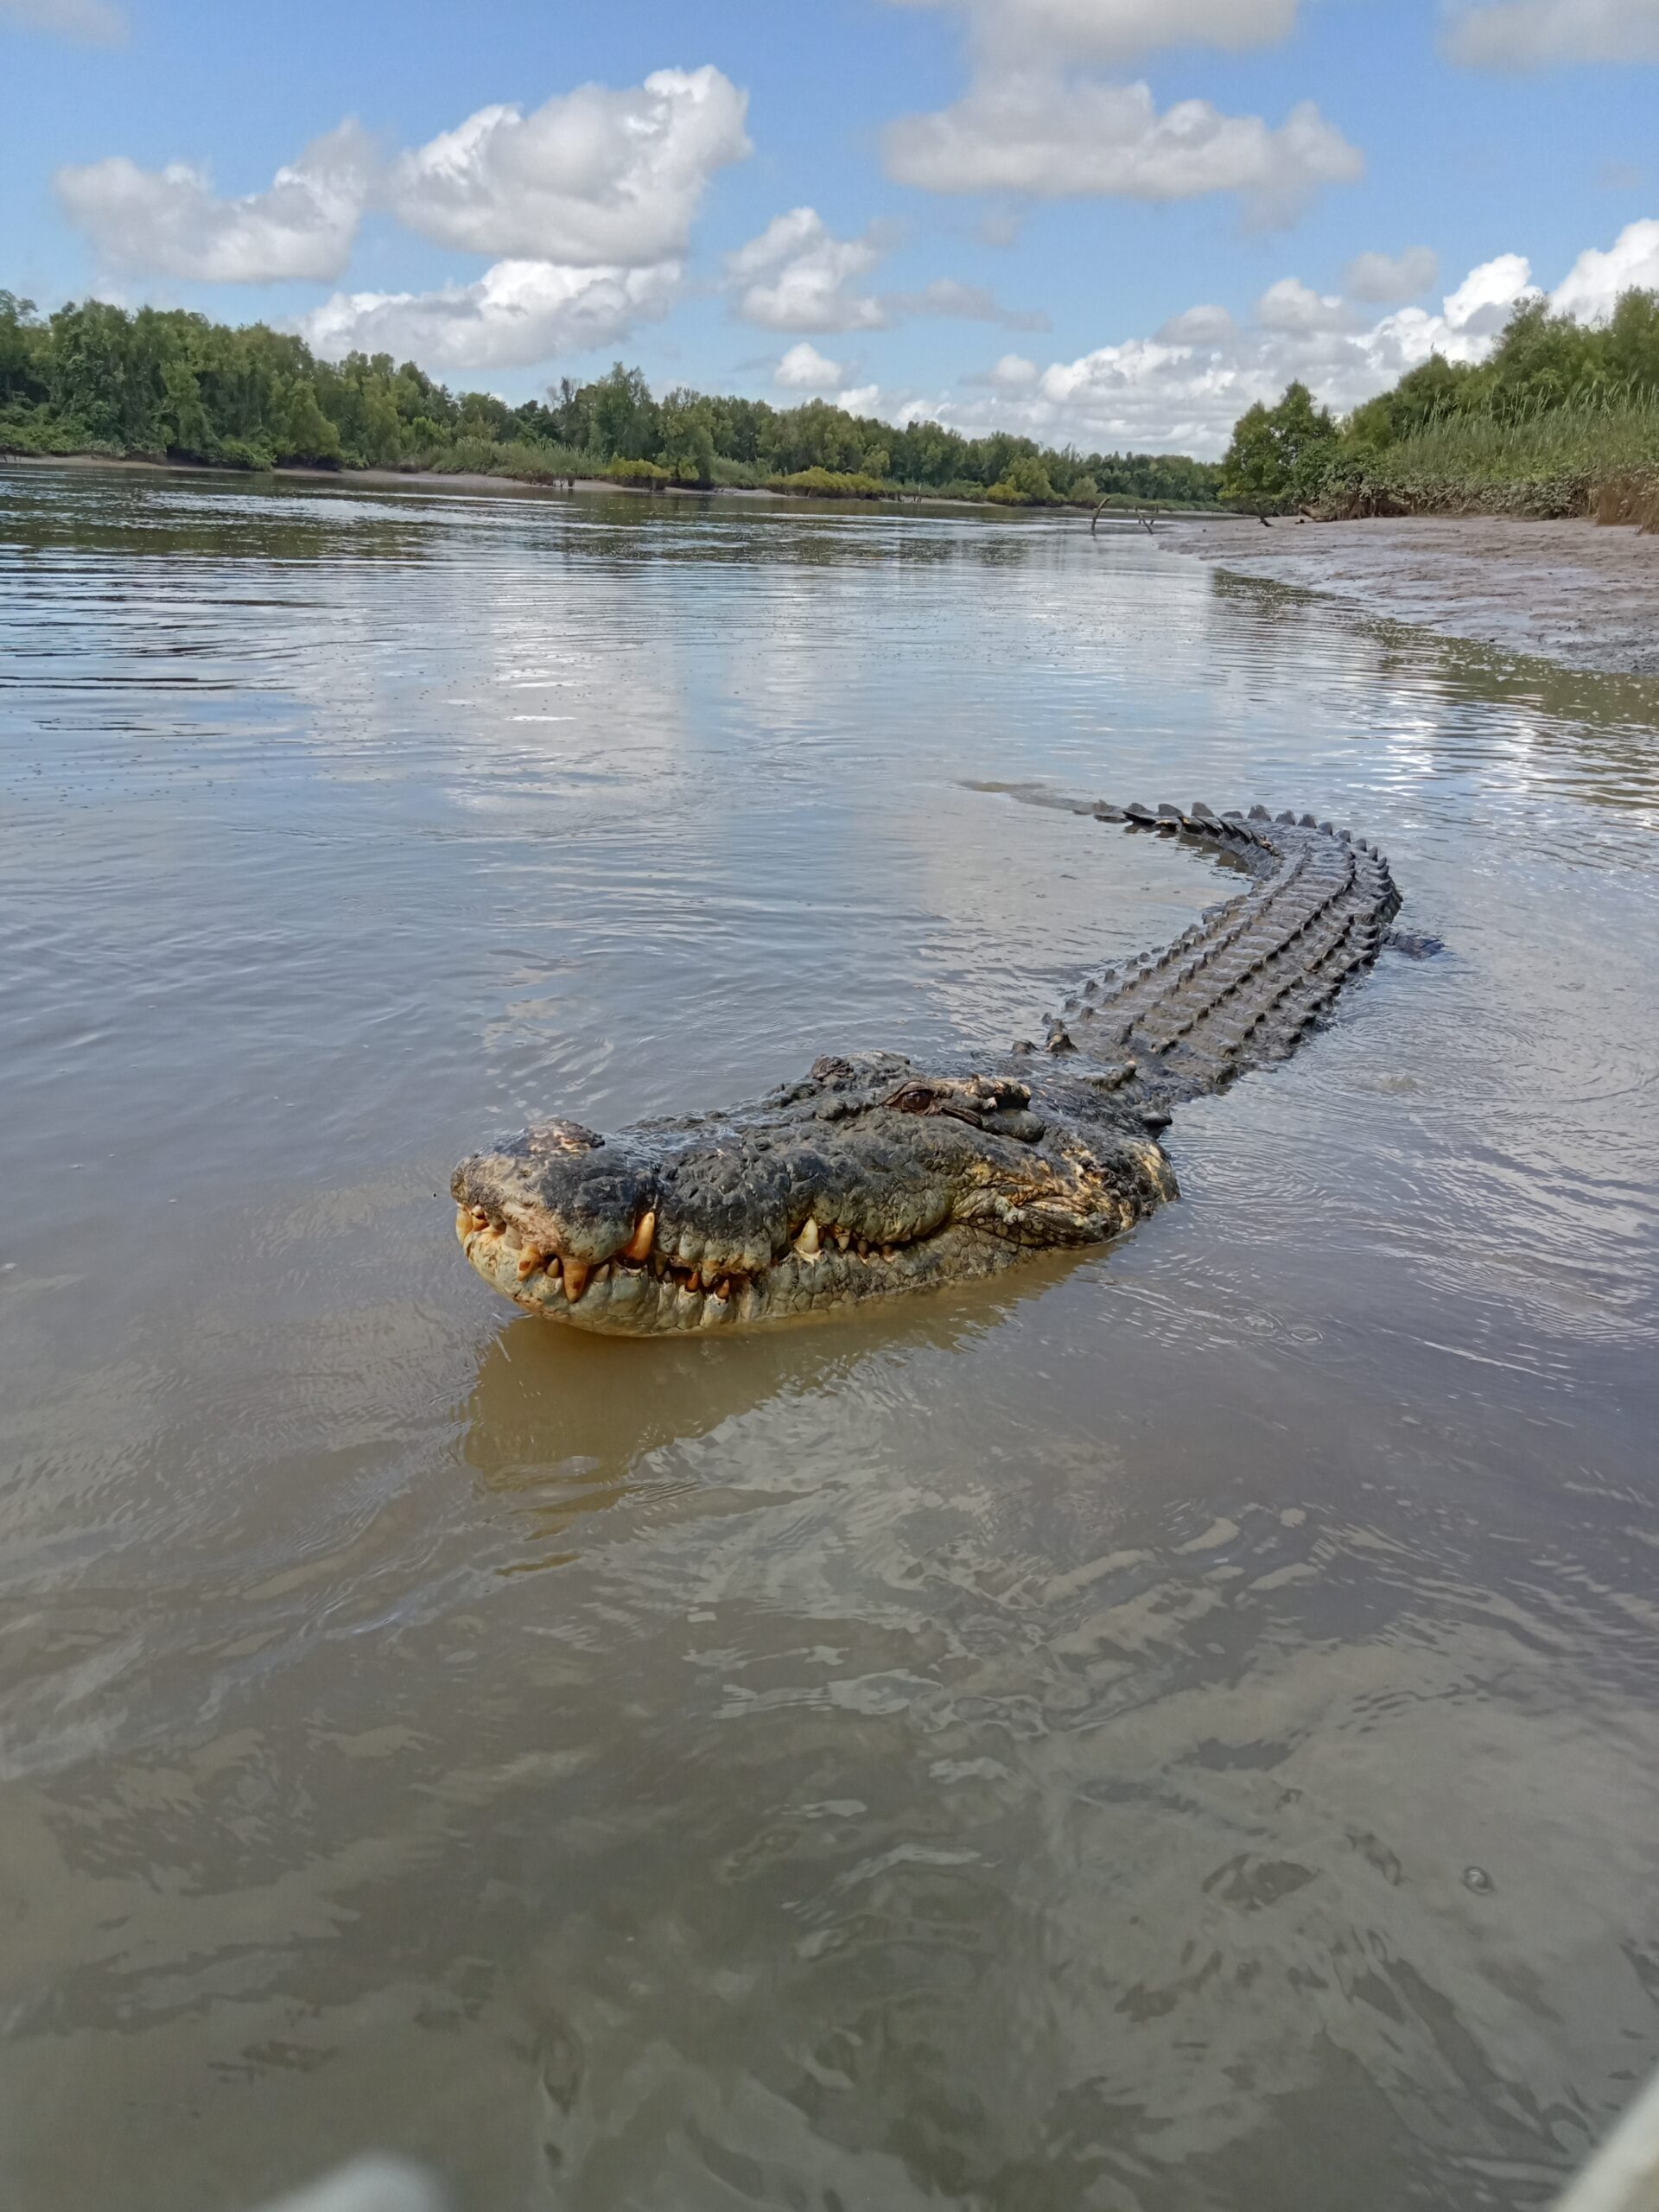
3;461;1657;2212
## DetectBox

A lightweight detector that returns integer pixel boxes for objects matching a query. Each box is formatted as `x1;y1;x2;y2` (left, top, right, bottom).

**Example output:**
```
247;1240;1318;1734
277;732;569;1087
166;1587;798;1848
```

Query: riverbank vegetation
0;292;1221;510
1221;288;1659;522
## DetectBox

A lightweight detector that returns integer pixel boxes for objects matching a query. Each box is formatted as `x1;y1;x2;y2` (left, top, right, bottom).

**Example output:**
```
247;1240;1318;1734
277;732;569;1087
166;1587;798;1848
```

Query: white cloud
1550;216;1659;314
728;208;887;332
1441;250;1533;334
1444;0;1659;65
906;251;1538;457
886;0;1303;64
1157;302;1236;342
1343;245;1440;301
1254;276;1353;331
839;383;883;414
882;276;1051;328
728;216;1053;333
301;259;681;372
385;66;750;264
54;123;372;283
988;352;1040;386
774;340;851;390
1;0;124;37
884;79;1362;224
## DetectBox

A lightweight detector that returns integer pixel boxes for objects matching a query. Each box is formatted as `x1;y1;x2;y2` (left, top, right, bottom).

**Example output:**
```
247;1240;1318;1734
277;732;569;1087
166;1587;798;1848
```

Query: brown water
3;462;1658;2212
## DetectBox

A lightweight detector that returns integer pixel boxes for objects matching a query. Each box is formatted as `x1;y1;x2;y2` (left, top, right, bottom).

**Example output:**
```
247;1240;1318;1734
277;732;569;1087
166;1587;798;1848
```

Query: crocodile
452;799;1403;1335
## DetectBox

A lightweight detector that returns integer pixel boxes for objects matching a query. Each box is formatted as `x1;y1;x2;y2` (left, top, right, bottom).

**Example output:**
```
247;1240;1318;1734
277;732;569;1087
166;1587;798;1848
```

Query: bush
213;435;275;471
765;467;888;499
607;455;671;486
0;403;119;456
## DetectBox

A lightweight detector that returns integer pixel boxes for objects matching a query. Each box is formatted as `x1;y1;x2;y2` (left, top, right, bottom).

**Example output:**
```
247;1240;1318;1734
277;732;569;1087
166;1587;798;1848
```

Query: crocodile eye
885;1083;943;1114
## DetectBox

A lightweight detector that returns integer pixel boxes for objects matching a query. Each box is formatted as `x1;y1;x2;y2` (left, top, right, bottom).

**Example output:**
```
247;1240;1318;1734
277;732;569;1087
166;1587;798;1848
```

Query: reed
1324;395;1659;521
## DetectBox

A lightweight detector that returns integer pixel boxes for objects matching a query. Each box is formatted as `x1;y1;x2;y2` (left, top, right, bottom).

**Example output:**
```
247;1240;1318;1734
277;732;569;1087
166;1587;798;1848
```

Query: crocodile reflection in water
452;799;1404;1337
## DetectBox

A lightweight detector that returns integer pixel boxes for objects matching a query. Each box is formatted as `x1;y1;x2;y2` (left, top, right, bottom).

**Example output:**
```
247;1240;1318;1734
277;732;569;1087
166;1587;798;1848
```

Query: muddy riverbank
1167;512;1659;677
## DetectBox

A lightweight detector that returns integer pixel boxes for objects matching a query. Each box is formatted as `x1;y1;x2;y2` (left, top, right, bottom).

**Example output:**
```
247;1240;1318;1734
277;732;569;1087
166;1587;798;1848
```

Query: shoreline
13;451;1654;680
1165;512;1659;678
1;447;1175;520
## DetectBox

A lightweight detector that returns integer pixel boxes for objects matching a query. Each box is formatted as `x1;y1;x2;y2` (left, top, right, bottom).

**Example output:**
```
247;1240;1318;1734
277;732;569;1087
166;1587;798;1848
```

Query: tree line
0;292;1222;509
1219;288;1659;514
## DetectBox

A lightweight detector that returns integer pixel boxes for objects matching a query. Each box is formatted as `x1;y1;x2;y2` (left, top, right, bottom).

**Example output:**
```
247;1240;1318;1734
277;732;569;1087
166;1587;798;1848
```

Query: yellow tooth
622;1211;656;1263
794;1218;820;1257
517;1248;545;1281
472;1208;490;1228
563;1260;591;1304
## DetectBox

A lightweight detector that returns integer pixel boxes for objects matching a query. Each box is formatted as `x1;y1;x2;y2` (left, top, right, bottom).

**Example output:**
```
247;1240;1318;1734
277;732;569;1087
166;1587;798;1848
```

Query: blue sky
3;0;1656;453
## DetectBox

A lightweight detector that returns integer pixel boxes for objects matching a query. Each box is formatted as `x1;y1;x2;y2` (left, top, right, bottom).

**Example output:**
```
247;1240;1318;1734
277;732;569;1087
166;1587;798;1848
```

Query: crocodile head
451;1052;1176;1335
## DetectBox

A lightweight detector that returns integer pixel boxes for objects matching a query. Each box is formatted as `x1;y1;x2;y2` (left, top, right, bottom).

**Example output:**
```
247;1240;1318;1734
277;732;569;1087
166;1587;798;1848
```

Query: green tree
658;391;716;483
0;292;47;406
588;362;658;461
986;451;1056;504
1219;381;1338;512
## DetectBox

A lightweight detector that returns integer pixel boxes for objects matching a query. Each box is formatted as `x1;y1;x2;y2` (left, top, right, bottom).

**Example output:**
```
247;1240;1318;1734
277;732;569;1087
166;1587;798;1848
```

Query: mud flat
1168;512;1659;677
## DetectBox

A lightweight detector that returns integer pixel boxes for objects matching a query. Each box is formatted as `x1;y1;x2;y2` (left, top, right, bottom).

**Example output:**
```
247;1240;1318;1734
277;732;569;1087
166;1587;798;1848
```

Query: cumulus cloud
727;213;1054;333
884;79;1362;224
727;208;887;332
1254;276;1353;331
1343;245;1439;301
1443;0;1659;65
1157;302;1236;343
882;277;1051;328
963;352;1042;386
1550;216;1659;313
301;259;681;372
885;0;1304;64
774;340;851;390
1;0;124;38
385;66;750;264
916;250;1539;456
54;122;372;283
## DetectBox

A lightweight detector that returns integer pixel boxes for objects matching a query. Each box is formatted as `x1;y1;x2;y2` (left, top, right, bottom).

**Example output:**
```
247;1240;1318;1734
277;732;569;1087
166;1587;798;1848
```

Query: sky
3;0;1658;456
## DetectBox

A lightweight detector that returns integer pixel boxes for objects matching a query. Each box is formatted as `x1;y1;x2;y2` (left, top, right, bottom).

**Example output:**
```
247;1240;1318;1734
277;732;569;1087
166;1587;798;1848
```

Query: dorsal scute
1050;804;1400;1102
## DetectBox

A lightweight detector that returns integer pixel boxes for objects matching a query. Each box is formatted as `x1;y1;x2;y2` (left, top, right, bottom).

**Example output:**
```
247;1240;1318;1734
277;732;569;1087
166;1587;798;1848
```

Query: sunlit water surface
3;463;1658;2212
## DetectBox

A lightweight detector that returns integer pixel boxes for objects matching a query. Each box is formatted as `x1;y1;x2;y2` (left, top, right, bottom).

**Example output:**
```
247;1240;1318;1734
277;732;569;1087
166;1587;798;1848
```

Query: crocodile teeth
621;1211;655;1263
517;1248;546;1280
563;1260;591;1304
794;1218;821;1257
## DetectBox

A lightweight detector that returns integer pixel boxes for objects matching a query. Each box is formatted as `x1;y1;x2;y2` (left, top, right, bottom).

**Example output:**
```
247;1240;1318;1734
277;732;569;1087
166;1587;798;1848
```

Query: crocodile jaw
456;1211;1035;1333
451;1056;1176;1338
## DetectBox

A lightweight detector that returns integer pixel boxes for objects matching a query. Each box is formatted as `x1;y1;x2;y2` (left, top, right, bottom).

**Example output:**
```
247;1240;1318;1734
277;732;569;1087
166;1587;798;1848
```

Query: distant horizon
3;0;1657;456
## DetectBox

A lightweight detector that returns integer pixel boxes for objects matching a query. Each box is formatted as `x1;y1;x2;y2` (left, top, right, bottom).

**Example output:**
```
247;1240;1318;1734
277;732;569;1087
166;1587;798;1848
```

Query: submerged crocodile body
453;799;1402;1335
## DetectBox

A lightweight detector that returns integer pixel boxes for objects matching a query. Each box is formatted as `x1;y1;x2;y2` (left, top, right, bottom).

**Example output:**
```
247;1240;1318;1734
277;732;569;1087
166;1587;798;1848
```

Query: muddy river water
2;462;1657;2212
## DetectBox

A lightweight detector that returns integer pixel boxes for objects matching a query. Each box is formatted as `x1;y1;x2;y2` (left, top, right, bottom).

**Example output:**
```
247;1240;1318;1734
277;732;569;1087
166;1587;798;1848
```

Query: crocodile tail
1047;802;1402;1101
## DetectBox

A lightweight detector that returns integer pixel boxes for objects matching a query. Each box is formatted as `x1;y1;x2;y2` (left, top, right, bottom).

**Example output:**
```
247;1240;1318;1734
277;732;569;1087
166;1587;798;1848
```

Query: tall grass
1323;395;1659;520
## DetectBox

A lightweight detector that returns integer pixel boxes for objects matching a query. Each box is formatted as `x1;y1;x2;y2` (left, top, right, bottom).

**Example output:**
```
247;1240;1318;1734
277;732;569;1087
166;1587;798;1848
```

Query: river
2;461;1657;2212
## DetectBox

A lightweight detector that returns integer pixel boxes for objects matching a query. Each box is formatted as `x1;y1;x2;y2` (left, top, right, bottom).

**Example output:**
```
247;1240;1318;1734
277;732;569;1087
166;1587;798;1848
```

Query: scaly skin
452;800;1402;1335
